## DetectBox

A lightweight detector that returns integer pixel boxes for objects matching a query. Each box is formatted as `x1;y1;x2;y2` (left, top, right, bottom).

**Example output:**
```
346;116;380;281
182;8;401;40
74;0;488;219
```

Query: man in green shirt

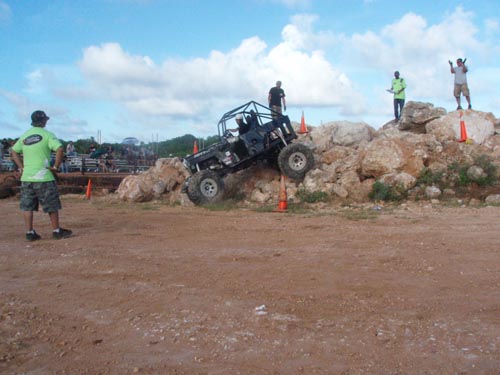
390;71;407;121
11;110;72;241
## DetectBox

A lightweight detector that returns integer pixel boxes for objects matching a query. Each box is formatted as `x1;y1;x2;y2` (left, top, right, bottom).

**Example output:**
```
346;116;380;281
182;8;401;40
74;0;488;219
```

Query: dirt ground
1;192;500;375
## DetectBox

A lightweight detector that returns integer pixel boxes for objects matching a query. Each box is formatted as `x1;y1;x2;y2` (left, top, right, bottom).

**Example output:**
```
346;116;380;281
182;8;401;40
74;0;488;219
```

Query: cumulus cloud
340;6;494;102
76;17;366;123
22;6;495;140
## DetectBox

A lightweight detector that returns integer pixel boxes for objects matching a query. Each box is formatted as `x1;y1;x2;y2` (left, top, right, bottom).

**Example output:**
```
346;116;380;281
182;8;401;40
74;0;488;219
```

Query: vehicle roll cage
217;101;281;138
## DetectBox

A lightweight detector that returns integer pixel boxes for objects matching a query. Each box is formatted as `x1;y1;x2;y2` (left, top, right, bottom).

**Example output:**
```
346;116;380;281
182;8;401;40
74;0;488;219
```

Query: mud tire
187;170;224;205
278;143;314;181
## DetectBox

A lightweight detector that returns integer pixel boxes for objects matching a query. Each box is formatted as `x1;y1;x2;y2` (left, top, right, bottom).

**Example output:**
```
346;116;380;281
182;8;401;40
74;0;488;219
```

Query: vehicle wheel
278;143;314;180
186;170;224;205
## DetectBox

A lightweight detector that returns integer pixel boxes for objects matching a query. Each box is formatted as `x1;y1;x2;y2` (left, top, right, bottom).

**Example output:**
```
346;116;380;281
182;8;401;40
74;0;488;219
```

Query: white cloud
66;7;497;131
11;5;496;141
74;13;366;126
339;6;496;108
80;43;159;84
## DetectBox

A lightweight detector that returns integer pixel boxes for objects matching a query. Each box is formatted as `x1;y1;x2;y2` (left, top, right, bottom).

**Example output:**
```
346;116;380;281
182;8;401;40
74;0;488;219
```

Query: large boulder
337;170;372;202
310;121;374;152
399;101;447;133
116;158;188;202
360;138;418;178
379;172;417;190
426;110;495;144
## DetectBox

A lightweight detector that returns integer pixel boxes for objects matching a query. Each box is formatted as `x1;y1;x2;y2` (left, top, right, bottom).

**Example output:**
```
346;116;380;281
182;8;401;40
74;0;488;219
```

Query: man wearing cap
390;71;406;121
11;110;72;241
268;81;286;120
449;58;471;110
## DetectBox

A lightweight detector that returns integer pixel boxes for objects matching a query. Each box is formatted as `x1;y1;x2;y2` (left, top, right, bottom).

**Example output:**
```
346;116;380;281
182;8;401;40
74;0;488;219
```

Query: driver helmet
235;114;243;120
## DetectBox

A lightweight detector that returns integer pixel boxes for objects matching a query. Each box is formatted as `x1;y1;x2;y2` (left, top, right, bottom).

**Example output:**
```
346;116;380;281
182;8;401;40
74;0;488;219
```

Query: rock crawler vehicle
182;101;314;205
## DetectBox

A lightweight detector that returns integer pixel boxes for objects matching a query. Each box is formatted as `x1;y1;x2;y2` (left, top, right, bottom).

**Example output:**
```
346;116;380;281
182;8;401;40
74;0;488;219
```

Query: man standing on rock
449;58;471;110
390;71;406;121
11;110;72;241
268;80;286;120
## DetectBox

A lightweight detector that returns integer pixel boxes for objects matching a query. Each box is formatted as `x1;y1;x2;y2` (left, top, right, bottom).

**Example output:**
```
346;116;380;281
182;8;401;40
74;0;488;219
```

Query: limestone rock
310;121;374;152
427;111;495;144
116;158;188;202
398;101;447;133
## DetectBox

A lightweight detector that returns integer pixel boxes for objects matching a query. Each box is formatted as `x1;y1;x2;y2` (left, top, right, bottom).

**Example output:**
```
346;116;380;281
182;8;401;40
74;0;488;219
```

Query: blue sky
1;0;499;144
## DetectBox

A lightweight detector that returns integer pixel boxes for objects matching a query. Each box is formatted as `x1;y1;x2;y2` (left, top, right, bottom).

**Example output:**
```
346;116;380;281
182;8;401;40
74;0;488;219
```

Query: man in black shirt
268;80;286;119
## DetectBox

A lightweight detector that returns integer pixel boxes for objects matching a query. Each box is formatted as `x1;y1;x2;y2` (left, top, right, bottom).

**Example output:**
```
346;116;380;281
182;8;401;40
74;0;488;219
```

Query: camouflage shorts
270;105;283;120
20;181;62;213
454;83;470;97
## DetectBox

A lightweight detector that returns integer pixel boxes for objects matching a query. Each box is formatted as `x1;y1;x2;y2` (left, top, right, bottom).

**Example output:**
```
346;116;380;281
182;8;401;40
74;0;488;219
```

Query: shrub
369;181;407;202
447;162;471;186
416;167;445;188
473;154;498;186
448;155;498;187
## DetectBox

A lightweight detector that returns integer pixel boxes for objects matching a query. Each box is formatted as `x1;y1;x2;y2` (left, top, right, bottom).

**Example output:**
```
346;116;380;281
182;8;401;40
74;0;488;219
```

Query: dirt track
1;195;500;375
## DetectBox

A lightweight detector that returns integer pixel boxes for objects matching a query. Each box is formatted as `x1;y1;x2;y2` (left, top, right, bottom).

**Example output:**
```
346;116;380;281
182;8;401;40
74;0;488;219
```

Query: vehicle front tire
278;143;314;180
186;170;225;205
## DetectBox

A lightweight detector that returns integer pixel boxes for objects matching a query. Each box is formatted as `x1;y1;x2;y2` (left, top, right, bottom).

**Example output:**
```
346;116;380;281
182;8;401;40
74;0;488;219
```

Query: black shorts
20;181;62;213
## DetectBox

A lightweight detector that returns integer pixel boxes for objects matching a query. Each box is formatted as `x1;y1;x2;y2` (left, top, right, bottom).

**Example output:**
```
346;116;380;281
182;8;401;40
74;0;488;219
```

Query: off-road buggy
182;101;314;205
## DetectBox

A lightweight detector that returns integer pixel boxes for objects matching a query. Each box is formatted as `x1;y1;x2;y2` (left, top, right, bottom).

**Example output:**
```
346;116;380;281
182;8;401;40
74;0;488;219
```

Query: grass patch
336;208;380;221
140;203;160;211
296;188;330;203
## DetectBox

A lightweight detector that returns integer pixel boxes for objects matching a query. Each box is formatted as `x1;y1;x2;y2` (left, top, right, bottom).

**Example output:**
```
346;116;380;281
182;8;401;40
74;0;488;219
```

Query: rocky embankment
116;101;500;206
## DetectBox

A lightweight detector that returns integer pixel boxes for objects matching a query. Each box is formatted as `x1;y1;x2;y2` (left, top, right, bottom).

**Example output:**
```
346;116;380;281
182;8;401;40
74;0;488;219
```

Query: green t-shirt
391;78;407;100
12;127;62;182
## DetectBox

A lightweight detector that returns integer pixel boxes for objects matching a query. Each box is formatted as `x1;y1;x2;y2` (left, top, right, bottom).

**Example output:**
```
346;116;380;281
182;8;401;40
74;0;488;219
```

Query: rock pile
116;101;500;205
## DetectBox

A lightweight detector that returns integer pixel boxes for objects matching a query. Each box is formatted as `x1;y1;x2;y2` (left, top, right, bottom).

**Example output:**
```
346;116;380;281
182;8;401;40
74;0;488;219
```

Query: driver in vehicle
226;114;249;160
228;114;250;135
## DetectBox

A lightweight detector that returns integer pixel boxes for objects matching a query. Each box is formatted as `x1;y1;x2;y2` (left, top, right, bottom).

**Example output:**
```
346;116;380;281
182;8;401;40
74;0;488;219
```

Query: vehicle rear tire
186;170;224;205
278;143;314;180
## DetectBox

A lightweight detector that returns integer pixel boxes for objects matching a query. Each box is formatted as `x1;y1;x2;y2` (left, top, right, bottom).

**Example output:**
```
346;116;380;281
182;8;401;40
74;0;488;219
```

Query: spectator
105;146;116;172
268;80;286;120
66;141;76;156
10;110;72;241
449;58;471;110
390;71;406;121
60;154;69;173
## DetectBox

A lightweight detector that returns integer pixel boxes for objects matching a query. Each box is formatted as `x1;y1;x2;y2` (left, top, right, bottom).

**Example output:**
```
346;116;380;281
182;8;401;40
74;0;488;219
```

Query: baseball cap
31;110;50;126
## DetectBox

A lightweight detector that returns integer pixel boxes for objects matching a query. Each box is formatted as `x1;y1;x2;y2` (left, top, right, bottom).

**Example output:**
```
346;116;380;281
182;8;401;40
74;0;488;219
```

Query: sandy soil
1;194;500;375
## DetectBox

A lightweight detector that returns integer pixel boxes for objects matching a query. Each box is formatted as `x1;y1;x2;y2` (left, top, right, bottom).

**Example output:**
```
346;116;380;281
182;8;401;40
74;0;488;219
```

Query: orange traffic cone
458;112;468;143
298;111;308;134
274;175;288;212
193;140;199;154
85;179;92;199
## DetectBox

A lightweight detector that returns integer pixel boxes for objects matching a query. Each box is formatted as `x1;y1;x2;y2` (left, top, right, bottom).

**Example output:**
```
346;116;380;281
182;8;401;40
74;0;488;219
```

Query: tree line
3;134;220;159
